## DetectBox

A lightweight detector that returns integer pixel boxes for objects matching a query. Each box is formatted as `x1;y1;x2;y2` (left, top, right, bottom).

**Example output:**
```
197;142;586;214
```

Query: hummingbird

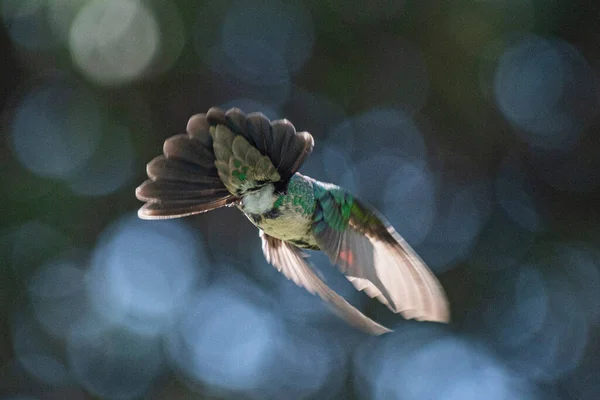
135;107;449;335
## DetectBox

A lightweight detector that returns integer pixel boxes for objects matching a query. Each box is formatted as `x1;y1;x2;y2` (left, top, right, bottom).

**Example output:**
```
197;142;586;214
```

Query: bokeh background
1;0;600;399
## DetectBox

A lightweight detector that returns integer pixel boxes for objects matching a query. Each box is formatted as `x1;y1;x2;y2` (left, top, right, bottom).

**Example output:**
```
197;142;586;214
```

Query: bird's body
240;173;319;249
136;107;450;335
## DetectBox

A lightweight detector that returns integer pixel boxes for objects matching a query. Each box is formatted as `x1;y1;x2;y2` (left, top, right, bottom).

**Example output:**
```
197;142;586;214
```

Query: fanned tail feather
136;113;237;220
136;107;315;219
205;107;314;184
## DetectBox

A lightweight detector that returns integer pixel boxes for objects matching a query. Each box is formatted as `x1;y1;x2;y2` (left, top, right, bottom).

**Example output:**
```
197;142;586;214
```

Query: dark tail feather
136;107;314;219
136;114;237;220
206;107;314;182
136;179;229;201
137;196;237;220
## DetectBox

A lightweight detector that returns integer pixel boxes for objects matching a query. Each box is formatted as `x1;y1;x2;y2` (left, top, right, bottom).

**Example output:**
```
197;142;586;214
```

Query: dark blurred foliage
1;0;600;399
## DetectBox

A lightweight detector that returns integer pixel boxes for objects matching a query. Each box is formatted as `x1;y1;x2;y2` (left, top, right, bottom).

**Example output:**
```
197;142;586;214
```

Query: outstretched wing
312;184;450;323
260;232;391;335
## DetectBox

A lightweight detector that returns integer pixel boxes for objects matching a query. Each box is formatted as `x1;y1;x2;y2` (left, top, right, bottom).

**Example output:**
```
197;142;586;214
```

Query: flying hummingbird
135;107;449;334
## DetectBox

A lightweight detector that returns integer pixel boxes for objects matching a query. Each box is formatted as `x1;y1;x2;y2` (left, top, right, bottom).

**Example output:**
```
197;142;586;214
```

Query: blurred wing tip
433;304;452;324
399;288;451;324
407;301;451;324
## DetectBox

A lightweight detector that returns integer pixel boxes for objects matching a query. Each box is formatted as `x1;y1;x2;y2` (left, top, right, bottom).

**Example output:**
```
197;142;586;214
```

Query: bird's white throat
241;184;277;214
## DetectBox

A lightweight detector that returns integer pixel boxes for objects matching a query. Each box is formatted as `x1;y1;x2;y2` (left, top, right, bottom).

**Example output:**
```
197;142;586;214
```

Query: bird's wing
260;231;391;335
312;184;450;323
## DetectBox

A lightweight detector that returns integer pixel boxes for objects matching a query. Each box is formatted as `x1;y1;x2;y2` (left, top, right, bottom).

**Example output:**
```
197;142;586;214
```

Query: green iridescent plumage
136;107;450;335
276;175;316;216
313;184;354;233
210;124;280;195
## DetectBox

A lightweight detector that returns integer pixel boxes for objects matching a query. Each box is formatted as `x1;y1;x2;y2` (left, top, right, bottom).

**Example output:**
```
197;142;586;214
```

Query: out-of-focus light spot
418;181;491;271
325;0;406;23
69;0;159;85
261;327;345;399
209;39;290;106
555;243;600;324
350;108;427;162
12;311;71;386
383;162;436;245
9;78;102;180
495;158;542;232
87;215;206;335
354;323;446;392
494;37;561;138
221;0;314;74
141;0;185;77
245;244;286;290
356;328;535;400
390;339;534;400
353;153;406;207
471;210;534;271
67;315;162;399
321;145;358;192
28;254;88;339
167;274;343;399
68;124;135;196
1;0;59;50
493;36;598;150
505;273;588;381
275;275;333;325
481;256;591;382
211;70;292;107
286;88;347;142
362;36;430;113
209;264;275;306
197;0;313;107
327;119;355;155
482;266;548;348
166;283;279;396
299;143;357;195
46;0;86;45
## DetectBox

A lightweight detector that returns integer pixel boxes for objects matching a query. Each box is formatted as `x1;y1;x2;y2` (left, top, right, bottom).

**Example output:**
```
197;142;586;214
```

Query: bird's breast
243;174;319;249
250;208;317;248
